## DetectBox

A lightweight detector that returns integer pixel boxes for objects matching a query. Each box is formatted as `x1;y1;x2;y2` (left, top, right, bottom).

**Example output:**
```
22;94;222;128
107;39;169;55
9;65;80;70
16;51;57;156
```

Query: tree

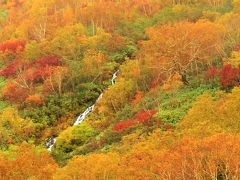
55;122;95;150
49;23;86;61
97;78;135;116
2;81;30;103
0;143;57;180
0;108;35;146
25;94;43;105
53;153;120;180
139;20;225;85
150;134;240;179
43;66;68;96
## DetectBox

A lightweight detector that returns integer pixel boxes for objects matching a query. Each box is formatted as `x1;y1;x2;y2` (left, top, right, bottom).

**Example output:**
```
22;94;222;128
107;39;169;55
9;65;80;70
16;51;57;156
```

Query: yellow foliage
97;78;135;115
121;60;141;79
140;20;225;82
0;143;57;180
223;51;240;67
0;108;35;140
178;87;240;137
53;153;120;180
53;132;240;179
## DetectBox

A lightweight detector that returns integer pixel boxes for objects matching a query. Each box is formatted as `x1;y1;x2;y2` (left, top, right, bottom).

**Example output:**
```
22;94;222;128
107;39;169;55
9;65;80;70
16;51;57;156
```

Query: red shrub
0;58;22;77
206;66;218;80
112;119;138;131
32;66;53;82
206;64;240;88
112;109;157;131
0;59;31;78
2;82;30;103
133;109;157;123
36;55;61;67
0;40;25;52
219;64;239;88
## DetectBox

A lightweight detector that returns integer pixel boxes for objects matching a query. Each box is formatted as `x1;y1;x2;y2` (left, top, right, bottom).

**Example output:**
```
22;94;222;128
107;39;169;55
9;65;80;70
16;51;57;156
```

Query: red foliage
112;119;138;131
0;48;62;104
219;64;239;88
32;66;53;82
206;64;240;88
0;59;32;78
0;55;61;89
0;59;20;77
30;56;61;83
112;109;157;131
134;109;157;123
0;40;25;53
233;44;240;52
2;82;30;103
36;55;61;67
206;66;218;80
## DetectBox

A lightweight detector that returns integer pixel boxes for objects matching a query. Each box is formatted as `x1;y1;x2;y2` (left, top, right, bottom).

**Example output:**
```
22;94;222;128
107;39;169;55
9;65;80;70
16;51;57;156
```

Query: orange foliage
131;90;144;105
151;134;240;179
53;134;240;179
25;94;43;105
0;40;25;53
53;153;120;180
0;55;63;103
104;34;130;52
2;81;30;103
129;0;165;16
0;143;57;180
140;20;225;84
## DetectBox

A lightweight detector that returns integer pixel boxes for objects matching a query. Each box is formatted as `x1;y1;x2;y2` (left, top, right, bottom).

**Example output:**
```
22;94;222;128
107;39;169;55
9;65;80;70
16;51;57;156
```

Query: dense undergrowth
1;0;240;179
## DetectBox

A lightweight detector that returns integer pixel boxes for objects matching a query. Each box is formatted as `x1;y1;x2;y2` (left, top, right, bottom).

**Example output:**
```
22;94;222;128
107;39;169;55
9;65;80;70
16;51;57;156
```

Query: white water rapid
46;70;119;151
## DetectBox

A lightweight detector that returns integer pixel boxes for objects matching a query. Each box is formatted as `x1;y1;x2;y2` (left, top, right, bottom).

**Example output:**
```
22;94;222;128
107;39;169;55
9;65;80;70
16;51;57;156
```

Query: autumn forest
0;0;240;179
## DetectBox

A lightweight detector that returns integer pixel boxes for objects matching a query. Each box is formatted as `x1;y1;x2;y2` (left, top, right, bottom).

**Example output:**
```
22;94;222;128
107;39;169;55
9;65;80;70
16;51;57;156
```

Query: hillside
0;0;240;179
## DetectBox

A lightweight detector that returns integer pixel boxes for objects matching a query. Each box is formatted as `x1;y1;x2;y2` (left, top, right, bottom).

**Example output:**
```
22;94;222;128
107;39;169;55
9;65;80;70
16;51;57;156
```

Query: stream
46;70;119;151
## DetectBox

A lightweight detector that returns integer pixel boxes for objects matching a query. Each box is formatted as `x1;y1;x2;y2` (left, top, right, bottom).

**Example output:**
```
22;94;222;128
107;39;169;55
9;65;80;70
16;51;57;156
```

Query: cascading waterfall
46;70;119;151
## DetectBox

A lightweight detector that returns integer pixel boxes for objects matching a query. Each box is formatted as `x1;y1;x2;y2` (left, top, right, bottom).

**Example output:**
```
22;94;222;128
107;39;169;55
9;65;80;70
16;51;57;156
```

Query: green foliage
157;85;219;125
24;41;41;61
115;103;134;121
0;8;8;21
52;122;96;163
133;82;219;126
56;122;96;149
108;45;137;63
177;87;240;138
47;23;88;62
0;77;8;112
117;16;153;41
22;83;102;126
0;0;239;175
0;108;36;150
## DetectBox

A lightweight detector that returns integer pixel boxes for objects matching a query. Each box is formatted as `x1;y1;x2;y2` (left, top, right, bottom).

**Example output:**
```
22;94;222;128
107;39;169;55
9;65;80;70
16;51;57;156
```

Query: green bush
22;83;102;126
